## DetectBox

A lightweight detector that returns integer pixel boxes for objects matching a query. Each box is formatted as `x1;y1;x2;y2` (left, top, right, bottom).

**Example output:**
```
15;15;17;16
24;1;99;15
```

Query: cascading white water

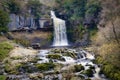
51;11;69;46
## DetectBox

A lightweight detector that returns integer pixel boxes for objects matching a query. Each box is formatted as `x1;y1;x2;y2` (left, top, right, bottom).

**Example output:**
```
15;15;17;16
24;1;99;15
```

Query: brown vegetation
92;0;120;79
0;36;8;42
11;31;51;39
10;31;52;47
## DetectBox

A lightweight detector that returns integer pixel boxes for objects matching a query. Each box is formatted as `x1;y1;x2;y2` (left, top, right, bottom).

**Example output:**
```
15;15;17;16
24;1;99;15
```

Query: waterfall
51;11;69;46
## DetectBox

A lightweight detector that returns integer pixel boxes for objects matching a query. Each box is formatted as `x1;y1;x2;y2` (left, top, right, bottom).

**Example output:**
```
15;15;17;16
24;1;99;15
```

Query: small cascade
6;48;107;80
51;11;69;46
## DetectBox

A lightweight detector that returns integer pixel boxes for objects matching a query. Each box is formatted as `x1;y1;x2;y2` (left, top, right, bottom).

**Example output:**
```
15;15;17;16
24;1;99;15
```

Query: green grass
96;56;120;80
0;75;7;80
0;42;13;61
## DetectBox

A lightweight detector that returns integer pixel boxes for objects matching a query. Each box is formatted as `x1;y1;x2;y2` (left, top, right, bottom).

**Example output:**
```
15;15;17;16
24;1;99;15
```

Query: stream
36;48;107;80
4;48;108;80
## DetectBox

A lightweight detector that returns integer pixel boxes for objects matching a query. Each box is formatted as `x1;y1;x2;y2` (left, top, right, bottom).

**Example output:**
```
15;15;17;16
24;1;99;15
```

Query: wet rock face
8;14;36;31
8;14;52;31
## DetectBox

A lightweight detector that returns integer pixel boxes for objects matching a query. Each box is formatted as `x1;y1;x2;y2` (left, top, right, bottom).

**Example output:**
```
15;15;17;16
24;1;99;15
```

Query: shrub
113;72;120;80
95;42;120;80
101;64;120;80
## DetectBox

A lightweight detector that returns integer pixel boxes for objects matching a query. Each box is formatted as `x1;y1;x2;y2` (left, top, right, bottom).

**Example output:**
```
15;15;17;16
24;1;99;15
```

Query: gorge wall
8;14;52;31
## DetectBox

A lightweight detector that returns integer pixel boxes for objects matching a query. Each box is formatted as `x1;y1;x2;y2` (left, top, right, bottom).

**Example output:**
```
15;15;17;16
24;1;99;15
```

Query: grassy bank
0;41;13;61
95;42;120;80
10;31;53;47
96;56;120;80
0;75;7;80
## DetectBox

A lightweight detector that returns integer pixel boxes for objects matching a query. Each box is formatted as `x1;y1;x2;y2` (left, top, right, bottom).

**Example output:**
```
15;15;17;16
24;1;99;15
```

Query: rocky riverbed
0;47;107;80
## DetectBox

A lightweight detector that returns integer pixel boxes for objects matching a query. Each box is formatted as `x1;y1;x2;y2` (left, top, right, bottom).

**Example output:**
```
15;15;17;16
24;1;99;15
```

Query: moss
74;64;84;72
63;52;77;59
82;69;94;77
0;75;7;80
47;54;63;60
35;63;55;71
51;49;61;53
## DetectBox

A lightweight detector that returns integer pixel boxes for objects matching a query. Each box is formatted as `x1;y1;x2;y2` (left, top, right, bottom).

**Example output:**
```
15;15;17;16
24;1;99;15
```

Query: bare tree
99;0;120;44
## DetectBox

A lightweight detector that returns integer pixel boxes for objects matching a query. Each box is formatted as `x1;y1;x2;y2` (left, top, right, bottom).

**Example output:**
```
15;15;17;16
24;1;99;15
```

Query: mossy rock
35;63;55;71
63;52;77;59
47;54;63;61
89;66;95;70
82;69;94;77
74;64;84;72
51;49;61;53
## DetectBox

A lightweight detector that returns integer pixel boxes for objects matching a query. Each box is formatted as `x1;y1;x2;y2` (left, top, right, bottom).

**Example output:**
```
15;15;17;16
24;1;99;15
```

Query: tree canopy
0;10;9;32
